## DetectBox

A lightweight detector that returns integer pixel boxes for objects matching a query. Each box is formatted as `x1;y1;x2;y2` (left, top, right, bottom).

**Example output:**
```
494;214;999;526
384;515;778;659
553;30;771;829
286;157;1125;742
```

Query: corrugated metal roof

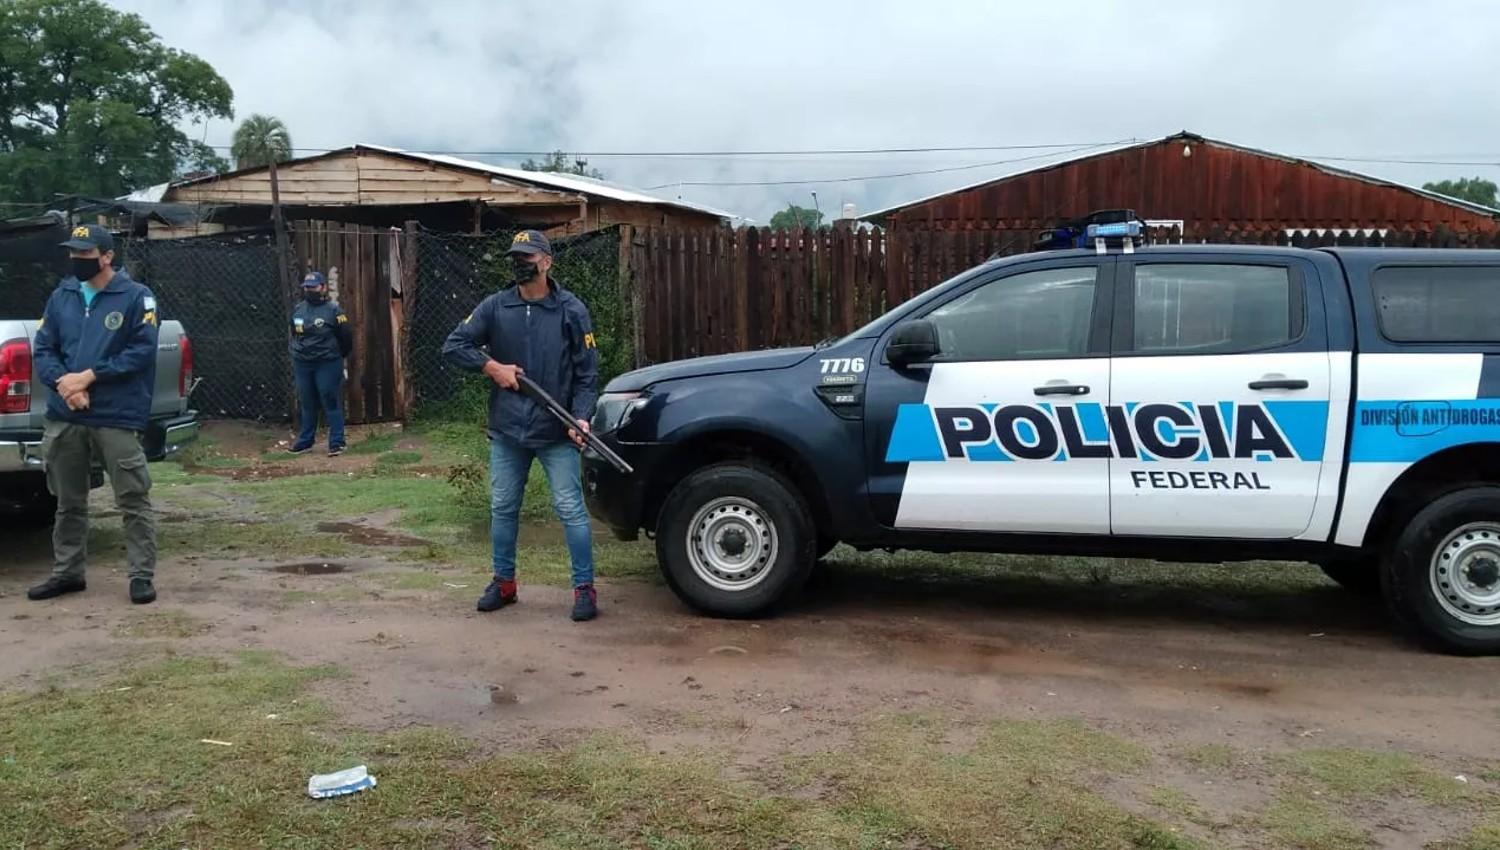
861;132;1500;223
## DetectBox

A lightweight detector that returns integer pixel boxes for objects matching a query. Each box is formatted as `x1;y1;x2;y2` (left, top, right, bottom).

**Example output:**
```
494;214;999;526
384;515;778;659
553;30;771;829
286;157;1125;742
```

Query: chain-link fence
126;231;292;421
406;226;629;419
0;224;293;422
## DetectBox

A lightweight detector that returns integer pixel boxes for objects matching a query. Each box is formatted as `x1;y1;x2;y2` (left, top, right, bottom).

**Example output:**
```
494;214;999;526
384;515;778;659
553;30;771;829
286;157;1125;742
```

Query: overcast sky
110;0;1500;222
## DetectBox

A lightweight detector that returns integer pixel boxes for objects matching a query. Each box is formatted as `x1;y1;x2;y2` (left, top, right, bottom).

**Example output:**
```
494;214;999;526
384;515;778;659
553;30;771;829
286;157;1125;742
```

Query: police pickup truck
584;215;1500;654
0;315;198;522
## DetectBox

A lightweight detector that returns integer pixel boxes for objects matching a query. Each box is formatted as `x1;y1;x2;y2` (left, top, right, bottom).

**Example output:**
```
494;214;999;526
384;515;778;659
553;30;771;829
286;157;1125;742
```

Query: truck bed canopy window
1373;266;1500;343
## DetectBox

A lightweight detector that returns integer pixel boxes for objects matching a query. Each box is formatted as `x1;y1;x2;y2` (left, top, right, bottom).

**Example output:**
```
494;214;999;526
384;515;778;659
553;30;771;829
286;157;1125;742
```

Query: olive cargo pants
42;421;156;580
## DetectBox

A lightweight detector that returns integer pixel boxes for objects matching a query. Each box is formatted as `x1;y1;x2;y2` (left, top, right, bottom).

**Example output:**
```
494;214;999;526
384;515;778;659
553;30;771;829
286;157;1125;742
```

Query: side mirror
887;319;941;366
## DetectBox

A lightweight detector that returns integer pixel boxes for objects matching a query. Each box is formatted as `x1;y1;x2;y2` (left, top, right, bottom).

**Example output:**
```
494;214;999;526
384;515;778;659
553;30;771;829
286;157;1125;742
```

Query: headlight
593;391;648;434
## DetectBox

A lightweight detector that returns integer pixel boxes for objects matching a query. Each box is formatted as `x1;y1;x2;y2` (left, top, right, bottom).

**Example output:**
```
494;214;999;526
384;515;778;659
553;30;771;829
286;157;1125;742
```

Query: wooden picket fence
620;223;1500;365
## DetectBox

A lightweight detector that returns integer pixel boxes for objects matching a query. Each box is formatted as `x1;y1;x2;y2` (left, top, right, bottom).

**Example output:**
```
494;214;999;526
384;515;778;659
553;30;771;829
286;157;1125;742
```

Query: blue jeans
293;359;345;449
490;434;594;587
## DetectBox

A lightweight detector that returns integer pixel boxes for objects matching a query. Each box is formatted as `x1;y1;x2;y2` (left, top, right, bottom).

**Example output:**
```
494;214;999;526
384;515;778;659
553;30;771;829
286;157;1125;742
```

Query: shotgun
515;374;634;475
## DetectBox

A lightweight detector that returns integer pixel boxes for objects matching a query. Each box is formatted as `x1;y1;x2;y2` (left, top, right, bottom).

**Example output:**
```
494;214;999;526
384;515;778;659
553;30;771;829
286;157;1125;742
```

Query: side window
923;266;1098;361
1372;266;1500;343
1131;264;1299;355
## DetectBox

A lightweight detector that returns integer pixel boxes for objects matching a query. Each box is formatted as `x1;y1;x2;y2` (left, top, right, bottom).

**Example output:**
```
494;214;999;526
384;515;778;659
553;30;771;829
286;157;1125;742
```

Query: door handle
1248;378;1309;391
1033;384;1090;397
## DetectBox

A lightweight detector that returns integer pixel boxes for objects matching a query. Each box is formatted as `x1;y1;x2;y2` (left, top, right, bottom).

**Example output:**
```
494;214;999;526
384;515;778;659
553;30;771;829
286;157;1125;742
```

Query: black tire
1318;559;1381;596
655;462;816;618
1382;486;1500;655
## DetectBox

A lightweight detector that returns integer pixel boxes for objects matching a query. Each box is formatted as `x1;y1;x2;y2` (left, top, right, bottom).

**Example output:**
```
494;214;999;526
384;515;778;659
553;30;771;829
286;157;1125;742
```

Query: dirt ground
4;422;1500;848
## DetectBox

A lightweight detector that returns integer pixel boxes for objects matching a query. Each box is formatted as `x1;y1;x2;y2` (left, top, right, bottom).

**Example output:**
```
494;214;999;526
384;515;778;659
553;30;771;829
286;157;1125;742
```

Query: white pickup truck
0;316;199;522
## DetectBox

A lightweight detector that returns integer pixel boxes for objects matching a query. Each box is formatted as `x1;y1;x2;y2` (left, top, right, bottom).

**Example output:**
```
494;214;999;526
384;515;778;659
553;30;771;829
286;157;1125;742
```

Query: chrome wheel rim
686;497;778;592
1431;522;1500;626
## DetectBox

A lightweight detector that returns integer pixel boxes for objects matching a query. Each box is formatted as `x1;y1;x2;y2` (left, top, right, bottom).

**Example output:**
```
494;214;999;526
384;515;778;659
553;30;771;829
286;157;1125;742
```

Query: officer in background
441;229;601;621
289;271;353;456
28;224;160;604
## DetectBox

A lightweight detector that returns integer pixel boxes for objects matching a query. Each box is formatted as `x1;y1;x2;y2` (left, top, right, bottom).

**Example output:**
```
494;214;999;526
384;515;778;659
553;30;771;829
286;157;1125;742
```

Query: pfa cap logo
72;226;90;239
512;232;530;244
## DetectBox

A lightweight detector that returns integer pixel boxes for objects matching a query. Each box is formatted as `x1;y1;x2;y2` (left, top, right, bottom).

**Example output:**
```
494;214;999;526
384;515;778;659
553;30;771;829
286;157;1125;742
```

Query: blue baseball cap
301;271;327;288
507;229;552;257
60;223;115;252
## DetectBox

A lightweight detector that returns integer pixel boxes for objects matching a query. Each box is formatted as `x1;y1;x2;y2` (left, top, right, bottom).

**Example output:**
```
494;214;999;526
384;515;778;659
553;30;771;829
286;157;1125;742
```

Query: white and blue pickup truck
0;316;198;522
584;217;1500;654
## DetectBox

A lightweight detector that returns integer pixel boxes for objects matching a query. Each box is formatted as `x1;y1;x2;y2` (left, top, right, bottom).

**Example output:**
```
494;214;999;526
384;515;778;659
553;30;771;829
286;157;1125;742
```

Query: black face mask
70;257;102;282
510;256;540;285
303;290;326;303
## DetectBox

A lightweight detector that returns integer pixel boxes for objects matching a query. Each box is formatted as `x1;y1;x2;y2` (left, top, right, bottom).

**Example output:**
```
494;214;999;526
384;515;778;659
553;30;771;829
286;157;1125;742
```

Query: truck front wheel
1383;487;1500;654
656;462;816;618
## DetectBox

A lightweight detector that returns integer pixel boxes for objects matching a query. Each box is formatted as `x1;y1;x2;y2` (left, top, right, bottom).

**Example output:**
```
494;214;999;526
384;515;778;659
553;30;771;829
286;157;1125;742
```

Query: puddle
316;521;428;547
270;561;349;576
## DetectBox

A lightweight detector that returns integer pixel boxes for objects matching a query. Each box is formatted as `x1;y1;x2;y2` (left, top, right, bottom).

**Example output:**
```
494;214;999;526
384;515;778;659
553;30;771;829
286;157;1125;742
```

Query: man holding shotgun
442;230;600;621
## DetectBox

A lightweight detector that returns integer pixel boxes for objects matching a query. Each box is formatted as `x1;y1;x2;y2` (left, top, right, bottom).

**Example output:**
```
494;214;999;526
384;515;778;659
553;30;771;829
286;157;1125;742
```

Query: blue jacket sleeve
91;288;159;383
334;306;354;358
566;300;599;421
32;292;66;390
441;296;495;372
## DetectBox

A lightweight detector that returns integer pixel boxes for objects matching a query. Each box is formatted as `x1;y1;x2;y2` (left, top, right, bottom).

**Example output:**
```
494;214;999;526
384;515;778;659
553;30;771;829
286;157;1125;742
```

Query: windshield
830;260;1002;343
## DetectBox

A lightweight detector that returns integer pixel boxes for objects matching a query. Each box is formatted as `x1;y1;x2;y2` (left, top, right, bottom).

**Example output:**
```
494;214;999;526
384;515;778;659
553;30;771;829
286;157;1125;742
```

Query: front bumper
582;439;665;541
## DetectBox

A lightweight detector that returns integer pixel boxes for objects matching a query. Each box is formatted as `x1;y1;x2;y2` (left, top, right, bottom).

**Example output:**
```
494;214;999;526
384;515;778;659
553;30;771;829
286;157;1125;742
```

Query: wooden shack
133;144;733;238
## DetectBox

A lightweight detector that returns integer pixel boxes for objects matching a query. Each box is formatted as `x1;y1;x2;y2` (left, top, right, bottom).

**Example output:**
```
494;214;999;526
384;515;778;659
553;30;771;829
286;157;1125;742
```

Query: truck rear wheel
656;462;816;618
1383;487;1500;655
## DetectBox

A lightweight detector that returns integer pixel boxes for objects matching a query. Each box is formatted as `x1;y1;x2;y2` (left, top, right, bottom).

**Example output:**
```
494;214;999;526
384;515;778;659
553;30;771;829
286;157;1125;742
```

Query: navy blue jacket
33;269;160;432
290;297;353;362
441;278;598;448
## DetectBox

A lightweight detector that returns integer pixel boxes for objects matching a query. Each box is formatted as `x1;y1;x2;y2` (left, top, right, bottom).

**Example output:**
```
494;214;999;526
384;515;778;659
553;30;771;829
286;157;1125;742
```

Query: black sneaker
571;584;598;622
27;575;86;601
327;444;345;457
476;579;517;612
288;443;313;455
130;578;156;605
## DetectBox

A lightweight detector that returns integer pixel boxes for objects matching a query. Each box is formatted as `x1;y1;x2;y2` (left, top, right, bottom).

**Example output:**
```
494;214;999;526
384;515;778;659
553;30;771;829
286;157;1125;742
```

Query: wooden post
269;158;294;297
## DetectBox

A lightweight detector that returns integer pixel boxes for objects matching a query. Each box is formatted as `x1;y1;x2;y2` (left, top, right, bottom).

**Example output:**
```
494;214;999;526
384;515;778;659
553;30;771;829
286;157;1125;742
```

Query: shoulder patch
583;332;597;349
143;295;156;311
336;313;348;324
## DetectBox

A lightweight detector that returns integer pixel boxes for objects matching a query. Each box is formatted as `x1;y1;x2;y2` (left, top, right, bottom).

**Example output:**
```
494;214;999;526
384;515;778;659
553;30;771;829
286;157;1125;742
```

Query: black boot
27;575;86;601
130;578;157;605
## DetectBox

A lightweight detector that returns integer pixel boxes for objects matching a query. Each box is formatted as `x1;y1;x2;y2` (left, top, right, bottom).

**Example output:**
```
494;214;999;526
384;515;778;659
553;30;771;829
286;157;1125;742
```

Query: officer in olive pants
28;224;160;605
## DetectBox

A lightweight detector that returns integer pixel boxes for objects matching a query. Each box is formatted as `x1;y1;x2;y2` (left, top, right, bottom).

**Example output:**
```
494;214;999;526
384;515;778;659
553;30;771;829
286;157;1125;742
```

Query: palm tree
230;115;293;170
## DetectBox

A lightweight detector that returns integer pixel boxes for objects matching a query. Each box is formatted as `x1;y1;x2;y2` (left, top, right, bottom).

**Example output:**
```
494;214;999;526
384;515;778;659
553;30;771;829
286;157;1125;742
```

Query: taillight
0;338;32;414
178;333;194;398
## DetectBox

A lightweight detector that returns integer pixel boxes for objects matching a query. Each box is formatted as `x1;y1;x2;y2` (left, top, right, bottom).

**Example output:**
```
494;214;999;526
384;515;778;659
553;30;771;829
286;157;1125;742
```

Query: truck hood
604;347;816;392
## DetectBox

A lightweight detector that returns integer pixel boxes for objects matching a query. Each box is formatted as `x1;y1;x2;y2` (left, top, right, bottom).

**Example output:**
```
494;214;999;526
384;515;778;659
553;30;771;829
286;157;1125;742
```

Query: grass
1178;742;1238;771
375;450;422;468
0;655;1203;850
113;609;212;639
1276;748;1471;806
1432;823;1500;850
1259;793;1374;850
346;432;399;455
784;714;1198;850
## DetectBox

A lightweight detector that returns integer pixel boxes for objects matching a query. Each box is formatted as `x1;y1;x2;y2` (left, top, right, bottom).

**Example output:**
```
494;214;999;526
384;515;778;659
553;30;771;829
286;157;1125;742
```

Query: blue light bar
1085;221;1143;240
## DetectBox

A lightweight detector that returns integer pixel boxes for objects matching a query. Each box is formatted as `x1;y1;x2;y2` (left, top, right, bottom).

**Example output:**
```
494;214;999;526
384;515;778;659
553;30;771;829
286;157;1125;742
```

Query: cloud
111;0;1500;221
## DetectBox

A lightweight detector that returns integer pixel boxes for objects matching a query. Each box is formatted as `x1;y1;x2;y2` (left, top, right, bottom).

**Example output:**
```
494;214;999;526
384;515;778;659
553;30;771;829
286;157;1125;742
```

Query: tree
769;204;824;230
520;149;604;179
230;114;292;170
0;0;232;204
1422;177;1499;209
